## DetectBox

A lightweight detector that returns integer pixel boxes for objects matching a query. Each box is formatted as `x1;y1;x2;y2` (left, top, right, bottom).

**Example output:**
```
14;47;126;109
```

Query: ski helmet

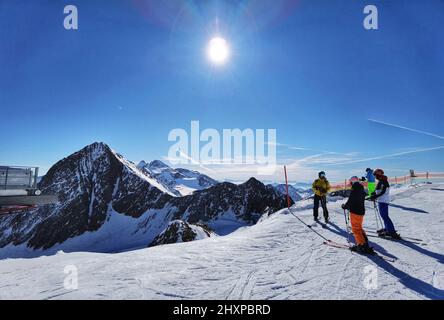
318;171;326;178
374;168;384;176
349;176;360;184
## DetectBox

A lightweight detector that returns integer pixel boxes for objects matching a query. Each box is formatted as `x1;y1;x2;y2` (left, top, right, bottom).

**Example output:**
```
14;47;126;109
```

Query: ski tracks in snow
225;270;256;300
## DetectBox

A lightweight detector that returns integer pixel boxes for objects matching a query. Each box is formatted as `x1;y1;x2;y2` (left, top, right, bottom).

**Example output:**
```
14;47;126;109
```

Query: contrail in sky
368;119;444;140
330;146;444;166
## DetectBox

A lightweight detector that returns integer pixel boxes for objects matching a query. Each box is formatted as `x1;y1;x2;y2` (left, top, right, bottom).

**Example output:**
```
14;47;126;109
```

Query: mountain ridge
0;142;291;257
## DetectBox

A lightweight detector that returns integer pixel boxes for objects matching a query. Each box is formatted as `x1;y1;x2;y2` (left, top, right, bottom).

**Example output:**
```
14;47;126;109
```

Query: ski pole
320;195;328;215
287;207;331;242
343;209;352;247
371;201;381;230
321;195;326;208
373;201;384;229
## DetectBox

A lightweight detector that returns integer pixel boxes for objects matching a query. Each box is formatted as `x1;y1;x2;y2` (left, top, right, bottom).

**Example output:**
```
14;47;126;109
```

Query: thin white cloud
266;141;288;147
329;146;444;166
368;119;444;140
266;141;358;156
288;146;359;157
161;121;444;182
291;152;359;166
295;153;330;163
163;151;215;173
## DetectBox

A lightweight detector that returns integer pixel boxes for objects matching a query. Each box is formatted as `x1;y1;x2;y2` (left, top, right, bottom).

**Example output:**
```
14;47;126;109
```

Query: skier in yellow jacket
312;171;331;223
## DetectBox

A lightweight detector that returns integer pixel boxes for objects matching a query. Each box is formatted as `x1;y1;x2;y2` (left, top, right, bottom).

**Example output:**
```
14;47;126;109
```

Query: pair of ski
313;220;329;228
365;230;426;246
323;240;397;262
365;229;423;242
343;226;426;246
366;234;426;246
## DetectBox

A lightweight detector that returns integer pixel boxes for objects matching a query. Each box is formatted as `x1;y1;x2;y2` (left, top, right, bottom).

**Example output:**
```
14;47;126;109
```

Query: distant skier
361;168;376;197
368;169;400;239
341;176;374;254
312;171;331;223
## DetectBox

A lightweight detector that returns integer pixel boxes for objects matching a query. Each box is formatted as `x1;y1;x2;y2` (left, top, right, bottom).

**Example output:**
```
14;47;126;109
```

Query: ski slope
0;184;443;300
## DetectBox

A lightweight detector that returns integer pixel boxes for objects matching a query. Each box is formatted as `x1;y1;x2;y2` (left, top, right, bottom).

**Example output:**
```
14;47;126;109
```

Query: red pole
284;166;291;209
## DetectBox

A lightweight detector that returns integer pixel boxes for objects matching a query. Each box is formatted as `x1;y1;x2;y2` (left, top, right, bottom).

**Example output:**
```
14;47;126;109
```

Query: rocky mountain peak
148;160;170;169
0;143;289;257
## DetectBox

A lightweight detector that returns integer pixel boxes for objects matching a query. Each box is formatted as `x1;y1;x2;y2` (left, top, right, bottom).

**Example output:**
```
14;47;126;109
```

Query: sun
207;37;230;65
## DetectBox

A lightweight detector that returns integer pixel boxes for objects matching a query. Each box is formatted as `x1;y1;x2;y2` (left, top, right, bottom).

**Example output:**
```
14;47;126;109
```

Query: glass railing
0;166;39;191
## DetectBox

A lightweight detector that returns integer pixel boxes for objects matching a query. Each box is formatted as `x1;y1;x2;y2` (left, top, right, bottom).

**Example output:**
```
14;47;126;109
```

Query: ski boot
324;216;329;224
386;232;402;240
349;245;359;252
350;244;375;255
360;243;375;254
377;229;387;237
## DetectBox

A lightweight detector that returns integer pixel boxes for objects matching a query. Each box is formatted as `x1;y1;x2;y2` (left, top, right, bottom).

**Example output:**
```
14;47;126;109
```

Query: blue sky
1;0;443;182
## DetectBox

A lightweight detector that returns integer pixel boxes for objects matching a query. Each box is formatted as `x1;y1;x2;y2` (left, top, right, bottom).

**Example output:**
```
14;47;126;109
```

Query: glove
361;177;366;182
341;204;347;210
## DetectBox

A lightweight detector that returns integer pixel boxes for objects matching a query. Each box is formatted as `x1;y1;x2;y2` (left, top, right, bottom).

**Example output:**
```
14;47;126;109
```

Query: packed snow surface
0;184;443;300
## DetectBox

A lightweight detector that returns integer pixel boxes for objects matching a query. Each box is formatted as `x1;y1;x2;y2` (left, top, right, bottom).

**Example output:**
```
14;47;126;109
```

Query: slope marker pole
284;166;291;209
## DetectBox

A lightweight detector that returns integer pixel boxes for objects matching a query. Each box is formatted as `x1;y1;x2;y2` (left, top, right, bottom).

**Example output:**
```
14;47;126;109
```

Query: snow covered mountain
149;220;216;247
176;178;291;235
292;182;312;190
0;142;290;258
137;160;217;196
1;184;443;299
268;184;303;202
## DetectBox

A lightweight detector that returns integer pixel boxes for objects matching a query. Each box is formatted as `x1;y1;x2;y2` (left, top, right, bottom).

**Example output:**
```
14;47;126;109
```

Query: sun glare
207;37;230;65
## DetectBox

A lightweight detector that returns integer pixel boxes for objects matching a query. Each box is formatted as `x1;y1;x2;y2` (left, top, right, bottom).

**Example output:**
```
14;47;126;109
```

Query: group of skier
311;168;400;254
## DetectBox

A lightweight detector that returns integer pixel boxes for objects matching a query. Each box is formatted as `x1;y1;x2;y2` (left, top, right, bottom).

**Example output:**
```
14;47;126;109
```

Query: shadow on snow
366;254;444;299
326;219;444;299
388;203;429;214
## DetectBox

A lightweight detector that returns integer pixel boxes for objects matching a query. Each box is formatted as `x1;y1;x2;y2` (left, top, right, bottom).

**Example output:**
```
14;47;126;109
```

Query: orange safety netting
329;172;444;192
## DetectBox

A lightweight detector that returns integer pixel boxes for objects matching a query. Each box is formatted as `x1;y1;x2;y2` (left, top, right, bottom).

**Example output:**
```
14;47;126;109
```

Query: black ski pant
313;195;329;220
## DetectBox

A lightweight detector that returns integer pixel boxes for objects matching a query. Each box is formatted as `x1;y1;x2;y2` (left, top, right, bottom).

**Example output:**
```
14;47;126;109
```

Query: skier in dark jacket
368;169;400;239
342;176;374;254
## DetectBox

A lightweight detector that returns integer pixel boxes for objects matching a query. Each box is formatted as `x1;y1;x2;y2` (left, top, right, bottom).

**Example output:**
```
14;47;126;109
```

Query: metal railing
0;166;39;191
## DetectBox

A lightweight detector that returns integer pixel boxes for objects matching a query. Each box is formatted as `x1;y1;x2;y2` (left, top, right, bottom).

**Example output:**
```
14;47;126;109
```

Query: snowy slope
0;184;443;300
137;160;218;196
